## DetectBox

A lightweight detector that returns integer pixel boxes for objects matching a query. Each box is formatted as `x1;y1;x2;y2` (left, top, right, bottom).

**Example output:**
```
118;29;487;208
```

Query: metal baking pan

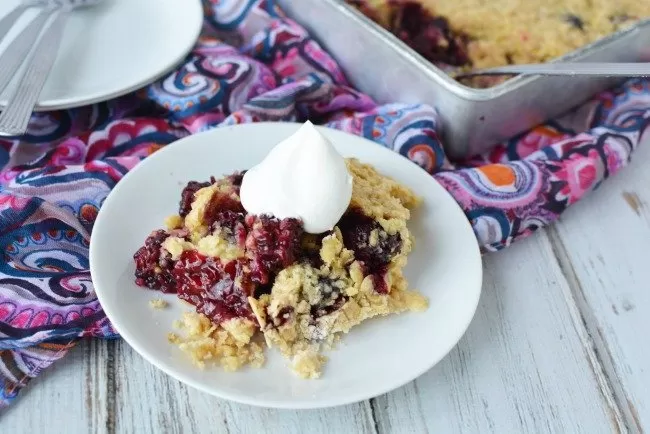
276;0;650;159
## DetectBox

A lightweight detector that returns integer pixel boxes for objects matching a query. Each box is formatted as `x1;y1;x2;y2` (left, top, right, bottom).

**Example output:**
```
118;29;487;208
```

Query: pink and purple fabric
1;0;649;408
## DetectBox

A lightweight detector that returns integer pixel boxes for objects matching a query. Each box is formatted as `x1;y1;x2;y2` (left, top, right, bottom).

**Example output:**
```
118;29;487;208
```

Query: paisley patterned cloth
1;0;649;408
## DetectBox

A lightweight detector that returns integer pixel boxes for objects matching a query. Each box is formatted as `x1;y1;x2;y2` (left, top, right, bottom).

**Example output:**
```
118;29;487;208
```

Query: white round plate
90;123;483;409
0;0;203;110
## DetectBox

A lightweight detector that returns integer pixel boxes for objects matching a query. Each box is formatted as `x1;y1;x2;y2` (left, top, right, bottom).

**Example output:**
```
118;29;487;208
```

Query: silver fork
0;5;54;99
0;0;103;137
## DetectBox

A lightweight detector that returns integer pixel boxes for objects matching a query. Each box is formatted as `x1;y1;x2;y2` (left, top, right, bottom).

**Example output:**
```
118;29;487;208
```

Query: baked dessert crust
348;0;646;87
134;158;428;378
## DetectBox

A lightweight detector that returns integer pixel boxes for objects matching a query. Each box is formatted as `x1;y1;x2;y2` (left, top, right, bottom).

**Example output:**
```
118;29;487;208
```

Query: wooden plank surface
1;233;630;433
372;235;623;434
549;137;650;432
0;339;110;433
1;339;377;434
114;339;377;434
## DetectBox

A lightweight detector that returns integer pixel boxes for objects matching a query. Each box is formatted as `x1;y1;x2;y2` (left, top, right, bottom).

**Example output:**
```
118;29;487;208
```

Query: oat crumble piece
293;350;327;379
149;298;169;309
168;312;264;370
164;214;184;230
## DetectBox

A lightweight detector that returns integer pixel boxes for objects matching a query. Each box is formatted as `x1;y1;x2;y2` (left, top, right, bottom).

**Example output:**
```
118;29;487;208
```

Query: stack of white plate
0;0;203;110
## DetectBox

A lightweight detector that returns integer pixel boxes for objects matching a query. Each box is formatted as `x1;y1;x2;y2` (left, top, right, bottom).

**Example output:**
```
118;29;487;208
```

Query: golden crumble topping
184;184;218;239
163;231;242;262
149;298;169;309
196;233;244;259
147;159;427;379
164;214;184;230
168;312;264;371
421;0;647;69
185;181;241;243
162;237;195;261
357;0;646;70
248;163;427;379
249;227;426;378
347;158;421;217
293;350;327;379
346;158;421;234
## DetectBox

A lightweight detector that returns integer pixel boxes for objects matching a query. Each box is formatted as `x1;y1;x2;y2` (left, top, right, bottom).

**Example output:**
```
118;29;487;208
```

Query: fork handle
0;9;53;97
0;8;69;137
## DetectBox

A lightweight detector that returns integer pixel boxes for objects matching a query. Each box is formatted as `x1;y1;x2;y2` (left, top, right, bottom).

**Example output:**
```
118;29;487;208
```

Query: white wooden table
4;142;650;434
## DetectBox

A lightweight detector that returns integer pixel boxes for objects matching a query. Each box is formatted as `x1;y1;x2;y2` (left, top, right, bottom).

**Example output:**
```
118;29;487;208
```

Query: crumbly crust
164;214;184;230
249;227;427;378
162;231;243;262
248;160;426;378
195;233;244;260
184;184;218;240
156;159;427;378
162;237;195;260
149;298;169;309
185;180;241;243
168;313;264;371
357;0;646;70
346;158;421;234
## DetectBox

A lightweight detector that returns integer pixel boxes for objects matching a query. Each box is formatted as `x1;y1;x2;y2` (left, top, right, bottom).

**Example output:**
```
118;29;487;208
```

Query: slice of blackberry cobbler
133;159;428;378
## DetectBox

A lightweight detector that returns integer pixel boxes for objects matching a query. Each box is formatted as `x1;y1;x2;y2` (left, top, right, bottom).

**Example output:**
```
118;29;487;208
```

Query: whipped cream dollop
240;121;353;234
